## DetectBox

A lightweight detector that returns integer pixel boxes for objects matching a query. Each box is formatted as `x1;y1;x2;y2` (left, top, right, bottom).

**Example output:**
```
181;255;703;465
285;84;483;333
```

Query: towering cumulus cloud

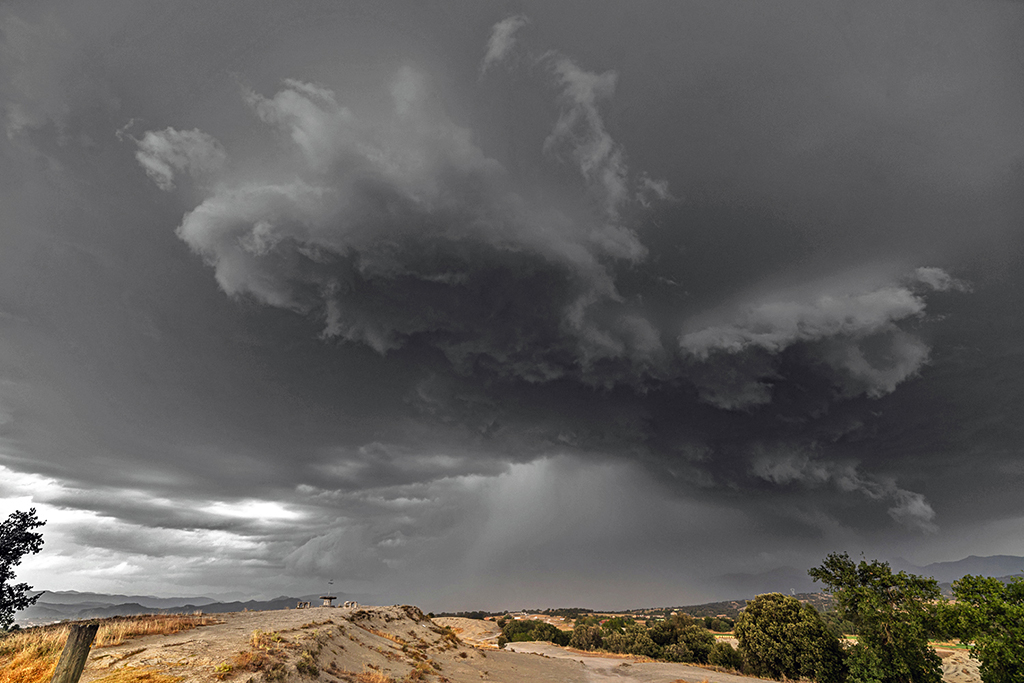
161;67;662;386
134;16;968;532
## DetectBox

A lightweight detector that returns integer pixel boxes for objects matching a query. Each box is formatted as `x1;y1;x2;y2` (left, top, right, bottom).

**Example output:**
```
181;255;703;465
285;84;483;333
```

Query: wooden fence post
50;623;99;683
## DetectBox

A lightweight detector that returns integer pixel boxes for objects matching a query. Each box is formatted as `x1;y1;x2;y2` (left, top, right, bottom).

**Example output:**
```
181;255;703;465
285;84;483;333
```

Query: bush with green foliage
809;552;942;683
635;613;715;664
601;630;631;653
677;622;716;664
600;616;634;632
568;622;603;650
500;618;569;646
735;592;845;682
623;622;661;658
944;574;1024;683
661;641;693;662
708;640;744;670
703;615;734;632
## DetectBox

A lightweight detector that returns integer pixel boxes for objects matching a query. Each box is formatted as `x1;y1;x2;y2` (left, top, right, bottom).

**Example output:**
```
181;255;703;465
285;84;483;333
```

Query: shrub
295;650;319;677
623;623;661;659
735;593;844;682
500;619;569;646
708;640;743;670
568;623;603;651
676;624;716;664
661;642;693;663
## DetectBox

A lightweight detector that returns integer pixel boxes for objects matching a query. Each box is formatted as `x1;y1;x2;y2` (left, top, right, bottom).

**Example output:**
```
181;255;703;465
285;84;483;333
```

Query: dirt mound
431;617;501;649
74;605;586;683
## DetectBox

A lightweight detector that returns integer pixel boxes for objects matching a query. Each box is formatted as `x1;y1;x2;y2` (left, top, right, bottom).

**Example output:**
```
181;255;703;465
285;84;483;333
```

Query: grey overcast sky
1;0;1023;610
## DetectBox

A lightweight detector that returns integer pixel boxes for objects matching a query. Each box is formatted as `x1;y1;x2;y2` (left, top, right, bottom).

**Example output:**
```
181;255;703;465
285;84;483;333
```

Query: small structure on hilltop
343;600;359;608
296;601;312;609
319;595;336;607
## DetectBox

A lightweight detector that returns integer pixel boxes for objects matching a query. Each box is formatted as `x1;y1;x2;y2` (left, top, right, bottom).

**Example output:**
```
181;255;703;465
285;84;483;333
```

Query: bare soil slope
430;617;500;649
76;605;587;683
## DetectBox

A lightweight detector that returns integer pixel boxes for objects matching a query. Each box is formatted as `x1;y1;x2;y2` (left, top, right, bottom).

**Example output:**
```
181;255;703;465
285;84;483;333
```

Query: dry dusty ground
505;642;774;683
71;607;981;683
76;606;587;683
430;618;501;649
936;648;981;683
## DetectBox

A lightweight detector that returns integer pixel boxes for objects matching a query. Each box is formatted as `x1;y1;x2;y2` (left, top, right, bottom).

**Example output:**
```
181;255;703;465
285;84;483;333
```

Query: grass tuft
77;666;184;683
356;665;396;682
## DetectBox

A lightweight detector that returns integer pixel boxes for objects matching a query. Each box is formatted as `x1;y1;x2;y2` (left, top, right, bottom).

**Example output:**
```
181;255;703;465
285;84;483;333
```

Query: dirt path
507;641;981;683
937;648;981;683
506;642;772;683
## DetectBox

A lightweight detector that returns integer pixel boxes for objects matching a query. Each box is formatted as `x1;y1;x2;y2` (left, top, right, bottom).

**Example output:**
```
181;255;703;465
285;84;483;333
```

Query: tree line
495;551;1022;683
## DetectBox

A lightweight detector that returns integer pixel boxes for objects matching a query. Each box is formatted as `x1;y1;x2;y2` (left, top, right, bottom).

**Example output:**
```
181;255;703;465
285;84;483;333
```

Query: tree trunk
50;623;99;683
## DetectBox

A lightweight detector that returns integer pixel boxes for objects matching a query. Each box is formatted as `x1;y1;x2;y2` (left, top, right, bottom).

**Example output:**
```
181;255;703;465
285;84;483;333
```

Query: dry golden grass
231;648;271;669
355;664;396;682
217;628;295;680
88;667;184;683
0;614;218;683
1;623;78;683
93;614;221;647
333;664;397;683
249;628;287;650
365;626;409;646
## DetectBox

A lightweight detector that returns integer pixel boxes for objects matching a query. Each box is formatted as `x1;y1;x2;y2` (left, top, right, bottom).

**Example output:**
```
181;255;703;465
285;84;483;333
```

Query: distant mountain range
891;555;1024;584
15;590;374;626
17;554;1023;626
710;554;1024;601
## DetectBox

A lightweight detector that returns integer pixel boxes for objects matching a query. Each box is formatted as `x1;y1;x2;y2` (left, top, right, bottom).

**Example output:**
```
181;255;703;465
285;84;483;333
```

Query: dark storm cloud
2;0;1023;605
130;15;973;536
150;67;665;389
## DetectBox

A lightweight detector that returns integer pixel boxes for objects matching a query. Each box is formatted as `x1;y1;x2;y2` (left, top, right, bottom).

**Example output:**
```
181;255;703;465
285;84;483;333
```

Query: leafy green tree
648;616;680;647
809;552;942;683
708;640;744;670
623;622;662;658
734;592;845;682
707;616;734;632
944;574;1024;683
661;641;693;662
646;612;714;663
573;614;603;628
1;508;45;631
501;619;569;646
677;622;716;664
568;622;603;650
602;630;631;653
601;616;634;632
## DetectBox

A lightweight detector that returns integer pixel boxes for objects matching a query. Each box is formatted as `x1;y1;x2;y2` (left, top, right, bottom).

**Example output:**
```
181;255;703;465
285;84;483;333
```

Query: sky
1;0;1023;611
